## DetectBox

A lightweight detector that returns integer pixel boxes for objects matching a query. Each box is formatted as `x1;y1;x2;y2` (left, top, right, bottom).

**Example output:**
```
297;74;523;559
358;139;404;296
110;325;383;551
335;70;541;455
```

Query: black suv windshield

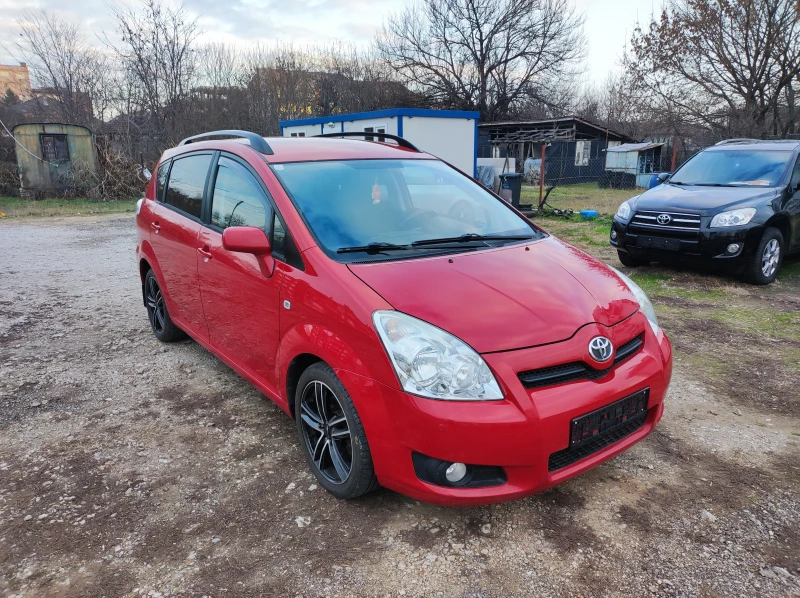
670;149;793;187
270;159;539;259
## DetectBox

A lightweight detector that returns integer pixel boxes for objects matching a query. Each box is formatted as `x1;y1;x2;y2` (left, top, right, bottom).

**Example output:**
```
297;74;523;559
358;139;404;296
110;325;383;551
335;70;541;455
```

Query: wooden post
538;143;547;207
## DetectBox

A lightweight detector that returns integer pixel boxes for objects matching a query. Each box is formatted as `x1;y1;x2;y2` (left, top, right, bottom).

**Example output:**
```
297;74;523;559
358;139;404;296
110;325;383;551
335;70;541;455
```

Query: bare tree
626;0;800;139
105;0;201;146
375;0;586;121
12;9;110;124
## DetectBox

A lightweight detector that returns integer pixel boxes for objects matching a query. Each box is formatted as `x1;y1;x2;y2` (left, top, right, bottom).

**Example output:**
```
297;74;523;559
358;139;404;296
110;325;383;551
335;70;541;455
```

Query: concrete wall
13;123;98;193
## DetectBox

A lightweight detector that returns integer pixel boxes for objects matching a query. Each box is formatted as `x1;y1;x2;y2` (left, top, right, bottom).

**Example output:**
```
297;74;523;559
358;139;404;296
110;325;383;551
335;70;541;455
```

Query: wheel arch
278;320;395;420
764;214;790;244
285;353;324;419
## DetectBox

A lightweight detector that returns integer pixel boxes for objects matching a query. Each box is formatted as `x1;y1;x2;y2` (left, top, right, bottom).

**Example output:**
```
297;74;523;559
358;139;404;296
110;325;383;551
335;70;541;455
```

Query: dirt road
1;214;798;597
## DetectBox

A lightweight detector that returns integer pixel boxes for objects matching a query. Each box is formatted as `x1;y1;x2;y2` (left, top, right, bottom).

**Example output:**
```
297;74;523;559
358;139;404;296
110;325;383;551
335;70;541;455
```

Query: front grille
629;211;701;239
548;410;648;472
518;334;643;389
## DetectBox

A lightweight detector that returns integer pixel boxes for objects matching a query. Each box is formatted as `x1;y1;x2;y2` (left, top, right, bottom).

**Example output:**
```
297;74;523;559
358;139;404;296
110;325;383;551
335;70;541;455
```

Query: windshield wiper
670;181;733;187
411;233;534;247
337;242;413;254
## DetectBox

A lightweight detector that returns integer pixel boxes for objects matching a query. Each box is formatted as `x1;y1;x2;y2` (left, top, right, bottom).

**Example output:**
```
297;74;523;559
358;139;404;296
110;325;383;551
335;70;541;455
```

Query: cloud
0;0;409;64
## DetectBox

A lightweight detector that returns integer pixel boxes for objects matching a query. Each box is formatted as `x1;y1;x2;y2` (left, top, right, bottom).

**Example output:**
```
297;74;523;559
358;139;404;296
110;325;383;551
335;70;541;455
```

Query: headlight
615;199;634;221
373;311;503;401
611;268;660;335
136;197;144;215
710;208;756;227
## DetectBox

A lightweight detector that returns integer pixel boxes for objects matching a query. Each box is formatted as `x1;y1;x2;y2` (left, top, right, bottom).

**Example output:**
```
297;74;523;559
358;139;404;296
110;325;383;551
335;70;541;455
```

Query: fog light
445;462;467;483
610;230;618;240
726;243;740;254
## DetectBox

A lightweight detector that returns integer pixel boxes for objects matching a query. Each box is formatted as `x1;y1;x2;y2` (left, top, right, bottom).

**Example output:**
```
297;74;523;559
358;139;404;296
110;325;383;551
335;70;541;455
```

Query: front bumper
611;217;763;264
336;312;672;506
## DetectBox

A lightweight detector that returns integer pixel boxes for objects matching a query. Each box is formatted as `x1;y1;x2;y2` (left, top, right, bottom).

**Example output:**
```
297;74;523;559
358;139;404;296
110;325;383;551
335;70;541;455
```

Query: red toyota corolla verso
135;130;672;506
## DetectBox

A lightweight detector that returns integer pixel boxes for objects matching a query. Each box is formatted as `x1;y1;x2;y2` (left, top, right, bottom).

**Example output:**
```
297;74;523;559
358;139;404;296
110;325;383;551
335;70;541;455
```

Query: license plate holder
570;389;650;446
637;236;680;251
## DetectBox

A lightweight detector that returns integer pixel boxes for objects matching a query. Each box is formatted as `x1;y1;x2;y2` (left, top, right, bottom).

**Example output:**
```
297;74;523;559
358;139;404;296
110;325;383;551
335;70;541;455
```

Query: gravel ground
1;214;798;598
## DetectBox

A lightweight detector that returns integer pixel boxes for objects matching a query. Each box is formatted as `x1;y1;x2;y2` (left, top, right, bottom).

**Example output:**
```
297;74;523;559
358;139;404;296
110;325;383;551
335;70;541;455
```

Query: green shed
12;123;98;197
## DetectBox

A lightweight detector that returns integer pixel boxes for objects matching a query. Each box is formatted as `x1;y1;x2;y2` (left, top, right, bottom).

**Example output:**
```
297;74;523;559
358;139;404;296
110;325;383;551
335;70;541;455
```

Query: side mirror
222;226;272;255
656;172;671;183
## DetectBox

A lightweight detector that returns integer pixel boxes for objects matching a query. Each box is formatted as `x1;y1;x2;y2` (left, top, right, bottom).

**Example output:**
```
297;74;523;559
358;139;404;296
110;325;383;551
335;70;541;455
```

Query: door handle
151;220;161;233
197;246;213;260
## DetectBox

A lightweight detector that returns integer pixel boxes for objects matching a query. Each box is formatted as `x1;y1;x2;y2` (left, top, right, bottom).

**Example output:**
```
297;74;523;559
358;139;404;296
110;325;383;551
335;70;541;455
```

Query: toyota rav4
611;139;800;284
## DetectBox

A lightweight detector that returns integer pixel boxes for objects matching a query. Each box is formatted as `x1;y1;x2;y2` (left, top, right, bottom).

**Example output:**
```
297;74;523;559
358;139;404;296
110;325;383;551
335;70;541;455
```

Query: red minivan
135;130;672;506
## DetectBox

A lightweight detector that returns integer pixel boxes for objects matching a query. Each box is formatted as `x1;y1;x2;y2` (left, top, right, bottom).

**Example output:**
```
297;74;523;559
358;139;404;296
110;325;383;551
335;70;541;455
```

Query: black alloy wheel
299;380;353;484
295;362;378;499
144;270;185;342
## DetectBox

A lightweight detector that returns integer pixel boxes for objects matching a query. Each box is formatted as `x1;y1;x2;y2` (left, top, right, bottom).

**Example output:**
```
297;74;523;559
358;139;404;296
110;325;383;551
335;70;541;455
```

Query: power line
0;116;60;167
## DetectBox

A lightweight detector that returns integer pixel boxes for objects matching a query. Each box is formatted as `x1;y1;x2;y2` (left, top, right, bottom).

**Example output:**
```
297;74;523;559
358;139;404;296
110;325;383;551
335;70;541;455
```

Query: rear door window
210;157;270;231
164;153;212;219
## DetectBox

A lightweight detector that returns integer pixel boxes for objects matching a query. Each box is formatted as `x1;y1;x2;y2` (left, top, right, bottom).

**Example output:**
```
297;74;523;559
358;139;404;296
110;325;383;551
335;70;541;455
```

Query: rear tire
742;227;783;285
295;362;378;499
144;270;185;342
617;250;650;267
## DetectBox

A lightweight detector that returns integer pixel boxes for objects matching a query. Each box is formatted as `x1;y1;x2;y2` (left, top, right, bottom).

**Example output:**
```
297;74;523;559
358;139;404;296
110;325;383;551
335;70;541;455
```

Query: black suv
610;139;800;284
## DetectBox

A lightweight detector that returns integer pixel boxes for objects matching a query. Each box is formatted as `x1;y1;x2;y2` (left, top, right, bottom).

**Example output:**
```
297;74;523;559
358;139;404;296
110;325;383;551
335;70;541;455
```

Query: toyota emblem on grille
656;213;672;225
588;336;614;362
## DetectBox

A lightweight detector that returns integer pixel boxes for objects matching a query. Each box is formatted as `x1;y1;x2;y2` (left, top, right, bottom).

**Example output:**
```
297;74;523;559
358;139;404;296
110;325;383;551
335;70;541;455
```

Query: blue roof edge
280;108;480;127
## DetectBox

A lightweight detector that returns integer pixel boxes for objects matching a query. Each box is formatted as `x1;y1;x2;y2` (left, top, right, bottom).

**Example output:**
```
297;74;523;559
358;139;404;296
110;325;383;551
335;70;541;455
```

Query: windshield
271;159;539;259
670;149;792;187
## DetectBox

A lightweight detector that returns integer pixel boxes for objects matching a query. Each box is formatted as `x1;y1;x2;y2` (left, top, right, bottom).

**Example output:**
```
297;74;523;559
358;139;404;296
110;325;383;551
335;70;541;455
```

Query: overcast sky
0;0;662;84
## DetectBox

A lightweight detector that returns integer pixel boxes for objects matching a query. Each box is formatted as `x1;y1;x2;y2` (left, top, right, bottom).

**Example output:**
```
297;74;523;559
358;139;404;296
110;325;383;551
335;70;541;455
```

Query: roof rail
714;138;763;145
179;130;274;155
316;131;421;152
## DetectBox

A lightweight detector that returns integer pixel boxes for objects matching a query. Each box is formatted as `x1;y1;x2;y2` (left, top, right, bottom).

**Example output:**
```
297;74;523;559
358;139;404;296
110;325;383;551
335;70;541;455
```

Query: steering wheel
397;209;437;230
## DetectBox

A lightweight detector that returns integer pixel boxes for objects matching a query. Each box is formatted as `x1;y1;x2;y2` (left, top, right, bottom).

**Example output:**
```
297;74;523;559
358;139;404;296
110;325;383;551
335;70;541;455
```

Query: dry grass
520;182;639;215
0;197;137;219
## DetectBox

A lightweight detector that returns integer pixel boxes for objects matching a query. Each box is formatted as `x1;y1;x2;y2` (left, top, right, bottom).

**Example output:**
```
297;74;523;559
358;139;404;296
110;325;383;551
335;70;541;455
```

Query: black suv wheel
743;228;784;285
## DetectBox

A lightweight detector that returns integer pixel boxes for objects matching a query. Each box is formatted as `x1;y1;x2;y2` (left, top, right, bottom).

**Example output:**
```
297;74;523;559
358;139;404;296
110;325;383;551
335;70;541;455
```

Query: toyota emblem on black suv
656;213;672;225
589;336;614;362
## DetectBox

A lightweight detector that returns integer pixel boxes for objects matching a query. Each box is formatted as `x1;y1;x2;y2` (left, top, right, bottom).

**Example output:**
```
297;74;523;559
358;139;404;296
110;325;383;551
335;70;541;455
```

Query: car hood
348;238;639;354
633;184;777;214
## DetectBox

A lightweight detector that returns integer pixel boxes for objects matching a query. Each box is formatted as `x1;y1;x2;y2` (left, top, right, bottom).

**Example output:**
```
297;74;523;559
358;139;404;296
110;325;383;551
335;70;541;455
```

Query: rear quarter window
155;160;170;202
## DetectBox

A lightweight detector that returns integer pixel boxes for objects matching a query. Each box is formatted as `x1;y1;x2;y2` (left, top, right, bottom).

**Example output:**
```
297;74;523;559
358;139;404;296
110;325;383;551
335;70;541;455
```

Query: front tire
295;362;378;499
742;227;783;285
144;270;185;342
617;249;650;267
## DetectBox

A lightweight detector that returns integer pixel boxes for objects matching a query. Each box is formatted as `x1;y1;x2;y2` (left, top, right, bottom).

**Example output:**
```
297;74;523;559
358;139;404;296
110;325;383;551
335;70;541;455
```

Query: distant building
479;117;636;184
0;63;31;101
12;123;98;197
604;141;666;188
281;108;480;176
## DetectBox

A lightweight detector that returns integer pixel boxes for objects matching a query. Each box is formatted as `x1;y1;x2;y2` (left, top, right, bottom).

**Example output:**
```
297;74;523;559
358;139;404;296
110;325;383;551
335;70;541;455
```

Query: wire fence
492;139;702;190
